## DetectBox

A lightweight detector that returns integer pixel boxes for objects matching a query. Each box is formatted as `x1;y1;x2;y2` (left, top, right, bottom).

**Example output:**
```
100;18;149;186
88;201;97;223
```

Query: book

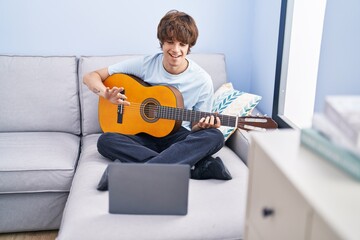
312;113;360;155
324;96;360;147
300;128;360;181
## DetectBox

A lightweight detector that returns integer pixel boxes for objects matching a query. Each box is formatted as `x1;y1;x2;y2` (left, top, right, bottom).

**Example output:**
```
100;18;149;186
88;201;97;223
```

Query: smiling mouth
169;53;182;58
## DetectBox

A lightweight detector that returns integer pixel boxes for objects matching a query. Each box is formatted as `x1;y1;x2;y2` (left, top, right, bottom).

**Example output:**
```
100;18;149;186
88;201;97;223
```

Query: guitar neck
155;106;277;130
156;106;236;128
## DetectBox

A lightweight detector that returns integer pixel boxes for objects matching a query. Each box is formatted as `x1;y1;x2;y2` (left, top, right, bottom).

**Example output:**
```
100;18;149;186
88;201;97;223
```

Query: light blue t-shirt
108;53;214;130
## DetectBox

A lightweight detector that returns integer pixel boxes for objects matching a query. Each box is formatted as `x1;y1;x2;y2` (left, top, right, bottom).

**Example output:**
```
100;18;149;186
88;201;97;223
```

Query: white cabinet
245;130;360;240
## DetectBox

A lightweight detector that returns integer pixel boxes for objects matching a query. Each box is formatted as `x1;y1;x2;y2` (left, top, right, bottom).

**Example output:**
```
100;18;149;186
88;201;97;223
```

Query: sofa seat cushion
0;192;69;233
58;134;248;240
0;132;80;194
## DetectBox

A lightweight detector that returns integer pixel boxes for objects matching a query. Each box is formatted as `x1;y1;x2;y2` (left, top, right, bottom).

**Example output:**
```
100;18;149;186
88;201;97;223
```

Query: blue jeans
97;127;224;167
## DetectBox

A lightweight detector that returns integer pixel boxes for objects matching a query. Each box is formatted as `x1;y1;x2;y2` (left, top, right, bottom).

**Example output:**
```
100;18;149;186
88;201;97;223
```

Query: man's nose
172;43;180;52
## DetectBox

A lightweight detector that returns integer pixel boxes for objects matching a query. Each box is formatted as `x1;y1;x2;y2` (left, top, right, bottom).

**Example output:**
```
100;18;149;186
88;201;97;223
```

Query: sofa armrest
225;107;268;165
226;129;251;165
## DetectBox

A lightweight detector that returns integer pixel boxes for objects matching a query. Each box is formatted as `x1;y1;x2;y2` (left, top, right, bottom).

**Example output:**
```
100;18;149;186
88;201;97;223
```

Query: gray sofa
0;54;251;239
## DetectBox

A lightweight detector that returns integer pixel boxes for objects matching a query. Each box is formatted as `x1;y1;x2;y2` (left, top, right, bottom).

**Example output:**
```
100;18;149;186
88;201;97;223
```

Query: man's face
162;40;190;75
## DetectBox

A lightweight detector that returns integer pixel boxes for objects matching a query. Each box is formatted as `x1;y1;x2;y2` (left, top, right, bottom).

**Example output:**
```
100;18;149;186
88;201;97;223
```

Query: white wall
0;0;252;92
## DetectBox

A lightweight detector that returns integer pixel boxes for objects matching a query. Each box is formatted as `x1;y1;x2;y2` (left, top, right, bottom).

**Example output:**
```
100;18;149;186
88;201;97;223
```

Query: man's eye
180;43;187;46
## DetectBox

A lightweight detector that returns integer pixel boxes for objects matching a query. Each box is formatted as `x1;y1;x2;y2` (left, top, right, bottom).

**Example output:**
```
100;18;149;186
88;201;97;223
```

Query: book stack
300;95;360;180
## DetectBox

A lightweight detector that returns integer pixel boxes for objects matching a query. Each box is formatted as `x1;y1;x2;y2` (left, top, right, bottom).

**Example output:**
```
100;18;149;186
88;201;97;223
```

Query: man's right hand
83;68;130;106
104;86;130;106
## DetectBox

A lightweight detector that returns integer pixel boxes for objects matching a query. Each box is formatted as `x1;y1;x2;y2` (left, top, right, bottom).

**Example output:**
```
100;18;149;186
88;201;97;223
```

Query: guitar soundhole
141;98;160;123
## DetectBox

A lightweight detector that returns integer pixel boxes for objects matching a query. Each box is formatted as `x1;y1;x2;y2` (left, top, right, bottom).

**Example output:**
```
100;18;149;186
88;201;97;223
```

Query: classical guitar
98;74;278;137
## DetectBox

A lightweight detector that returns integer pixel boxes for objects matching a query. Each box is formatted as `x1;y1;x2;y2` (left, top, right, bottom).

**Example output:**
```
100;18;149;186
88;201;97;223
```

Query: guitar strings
113;102;239;126
118;102;269;120
111;103;274;129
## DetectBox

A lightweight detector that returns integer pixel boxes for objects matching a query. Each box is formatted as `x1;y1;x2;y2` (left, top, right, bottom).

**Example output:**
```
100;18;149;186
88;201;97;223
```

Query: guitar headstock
237;116;278;131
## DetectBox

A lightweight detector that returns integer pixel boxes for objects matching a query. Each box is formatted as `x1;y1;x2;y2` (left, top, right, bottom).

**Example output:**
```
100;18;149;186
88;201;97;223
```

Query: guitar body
99;74;183;137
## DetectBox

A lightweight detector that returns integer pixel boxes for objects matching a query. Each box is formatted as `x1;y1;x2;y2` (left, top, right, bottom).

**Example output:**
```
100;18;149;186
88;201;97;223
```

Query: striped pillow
212;83;262;140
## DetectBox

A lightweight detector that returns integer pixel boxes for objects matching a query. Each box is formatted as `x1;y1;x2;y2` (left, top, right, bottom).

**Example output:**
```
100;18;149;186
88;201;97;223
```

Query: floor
0;231;58;240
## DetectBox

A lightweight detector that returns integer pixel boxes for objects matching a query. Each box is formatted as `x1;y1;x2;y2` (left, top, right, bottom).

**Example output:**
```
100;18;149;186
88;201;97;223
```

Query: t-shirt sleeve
107;56;145;78
194;76;214;113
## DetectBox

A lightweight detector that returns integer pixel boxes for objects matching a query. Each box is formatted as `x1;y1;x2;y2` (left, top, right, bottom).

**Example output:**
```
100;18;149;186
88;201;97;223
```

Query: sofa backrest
78;53;227;136
0;55;80;134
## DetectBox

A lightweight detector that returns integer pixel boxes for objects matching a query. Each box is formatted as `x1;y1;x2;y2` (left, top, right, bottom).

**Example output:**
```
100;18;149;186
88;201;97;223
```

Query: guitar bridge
117;105;123;123
117;89;125;124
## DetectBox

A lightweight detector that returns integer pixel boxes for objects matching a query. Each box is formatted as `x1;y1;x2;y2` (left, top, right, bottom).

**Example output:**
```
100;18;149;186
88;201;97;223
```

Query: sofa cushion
213;82;262;140
0;192;68;233
0;132;80;193
0;55;80;134
58;134;248;240
78;54;227;136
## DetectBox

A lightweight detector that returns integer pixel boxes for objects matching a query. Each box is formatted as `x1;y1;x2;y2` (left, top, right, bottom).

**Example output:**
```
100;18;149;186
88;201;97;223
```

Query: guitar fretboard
155;106;238;128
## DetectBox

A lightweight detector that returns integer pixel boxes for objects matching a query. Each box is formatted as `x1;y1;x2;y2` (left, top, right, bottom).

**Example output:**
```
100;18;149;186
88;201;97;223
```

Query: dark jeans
97;127;224;167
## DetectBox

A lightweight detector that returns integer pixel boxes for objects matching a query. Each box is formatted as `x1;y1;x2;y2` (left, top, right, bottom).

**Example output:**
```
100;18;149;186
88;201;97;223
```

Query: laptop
108;163;190;215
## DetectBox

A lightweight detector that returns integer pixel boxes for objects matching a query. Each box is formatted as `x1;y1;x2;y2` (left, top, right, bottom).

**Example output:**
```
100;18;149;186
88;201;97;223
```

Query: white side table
245;129;360;240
